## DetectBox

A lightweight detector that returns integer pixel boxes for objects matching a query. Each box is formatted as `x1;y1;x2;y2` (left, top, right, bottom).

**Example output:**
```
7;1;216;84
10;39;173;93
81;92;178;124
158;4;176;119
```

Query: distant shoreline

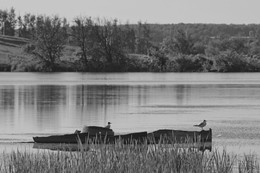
1;14;260;72
0;53;259;73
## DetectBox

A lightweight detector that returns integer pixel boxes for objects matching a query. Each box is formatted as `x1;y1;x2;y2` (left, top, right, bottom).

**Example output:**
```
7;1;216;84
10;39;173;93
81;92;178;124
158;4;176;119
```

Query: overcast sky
0;0;259;24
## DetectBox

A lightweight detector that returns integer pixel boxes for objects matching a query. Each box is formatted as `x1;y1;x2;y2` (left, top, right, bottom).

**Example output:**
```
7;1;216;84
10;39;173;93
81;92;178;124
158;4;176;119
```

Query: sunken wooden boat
147;129;212;151
113;131;148;144
148;128;212;143
33;133;90;144
33;126;114;144
33;126;212;150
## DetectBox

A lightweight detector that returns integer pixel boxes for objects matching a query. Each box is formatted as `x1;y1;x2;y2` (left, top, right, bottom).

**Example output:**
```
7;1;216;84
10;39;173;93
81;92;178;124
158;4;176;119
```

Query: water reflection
0;84;199;135
0;73;260;156
1;82;260;135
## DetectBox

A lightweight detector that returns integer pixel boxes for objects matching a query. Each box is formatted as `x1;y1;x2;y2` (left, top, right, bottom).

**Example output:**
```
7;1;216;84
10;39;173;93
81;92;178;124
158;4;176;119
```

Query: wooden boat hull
33;128;212;151
148;129;212;143
33;132;147;144
33;133;90;143
33;126;115;144
114;131;148;144
82;126;114;136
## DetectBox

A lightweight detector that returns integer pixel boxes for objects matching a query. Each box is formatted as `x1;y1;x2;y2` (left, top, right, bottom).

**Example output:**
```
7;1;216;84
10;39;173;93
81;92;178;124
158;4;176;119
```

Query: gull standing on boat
194;120;207;130
105;122;111;129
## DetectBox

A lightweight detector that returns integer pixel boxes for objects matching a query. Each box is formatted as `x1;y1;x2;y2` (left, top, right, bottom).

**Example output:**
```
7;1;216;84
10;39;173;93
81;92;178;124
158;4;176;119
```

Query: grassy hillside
0;35;30;47
0;35;27;55
0;35;34;71
0;35;79;72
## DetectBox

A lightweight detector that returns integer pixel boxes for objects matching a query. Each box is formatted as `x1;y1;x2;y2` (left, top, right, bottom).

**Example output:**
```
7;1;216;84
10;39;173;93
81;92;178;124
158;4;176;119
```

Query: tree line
1;7;260;72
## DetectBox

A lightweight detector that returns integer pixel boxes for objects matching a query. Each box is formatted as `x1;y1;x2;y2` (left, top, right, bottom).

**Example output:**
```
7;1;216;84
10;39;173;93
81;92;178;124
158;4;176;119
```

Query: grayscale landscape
0;0;260;172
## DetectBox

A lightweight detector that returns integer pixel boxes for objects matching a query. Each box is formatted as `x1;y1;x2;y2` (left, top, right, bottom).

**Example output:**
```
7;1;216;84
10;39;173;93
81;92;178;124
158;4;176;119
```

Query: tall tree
173;29;194;55
122;23;136;53
5;7;16;36
18;13;36;38
0;9;8;35
0;8;16;36
32;16;68;71
162;29;195;55
92;18;126;64
135;22;152;54
71;17;93;68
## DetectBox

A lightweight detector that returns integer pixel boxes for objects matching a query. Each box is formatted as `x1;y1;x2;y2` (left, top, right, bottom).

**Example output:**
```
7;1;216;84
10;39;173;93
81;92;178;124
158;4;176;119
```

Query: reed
238;154;260;173
0;141;259;173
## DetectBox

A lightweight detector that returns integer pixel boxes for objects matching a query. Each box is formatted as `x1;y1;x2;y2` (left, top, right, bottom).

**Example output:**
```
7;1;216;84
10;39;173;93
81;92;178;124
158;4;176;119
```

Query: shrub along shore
0;143;259;173
1;51;260;73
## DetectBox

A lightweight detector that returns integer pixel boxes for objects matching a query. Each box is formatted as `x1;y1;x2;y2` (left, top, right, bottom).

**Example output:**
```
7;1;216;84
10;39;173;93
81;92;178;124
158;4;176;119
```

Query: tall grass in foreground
0;142;259;173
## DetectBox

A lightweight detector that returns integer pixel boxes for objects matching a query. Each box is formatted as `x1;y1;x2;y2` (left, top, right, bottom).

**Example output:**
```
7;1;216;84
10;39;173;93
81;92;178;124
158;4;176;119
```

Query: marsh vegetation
0;142;259;173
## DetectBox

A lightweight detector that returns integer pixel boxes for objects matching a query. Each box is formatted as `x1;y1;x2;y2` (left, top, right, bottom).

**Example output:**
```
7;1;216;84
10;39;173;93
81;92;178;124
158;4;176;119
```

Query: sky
0;0;260;24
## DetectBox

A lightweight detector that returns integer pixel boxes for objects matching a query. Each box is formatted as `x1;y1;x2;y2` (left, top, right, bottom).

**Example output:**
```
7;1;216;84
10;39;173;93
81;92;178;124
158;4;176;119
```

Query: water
0;72;260;155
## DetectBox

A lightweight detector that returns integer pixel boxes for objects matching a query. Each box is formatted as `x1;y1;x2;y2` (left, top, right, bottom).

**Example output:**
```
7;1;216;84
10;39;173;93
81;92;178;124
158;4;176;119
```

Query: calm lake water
0;72;260;155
